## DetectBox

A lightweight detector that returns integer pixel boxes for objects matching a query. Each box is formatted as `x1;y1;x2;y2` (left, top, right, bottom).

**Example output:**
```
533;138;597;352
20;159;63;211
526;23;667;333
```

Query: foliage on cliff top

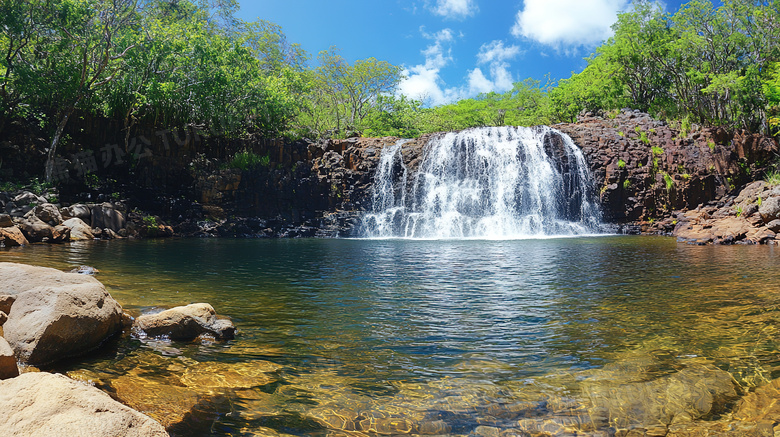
3;0;780;184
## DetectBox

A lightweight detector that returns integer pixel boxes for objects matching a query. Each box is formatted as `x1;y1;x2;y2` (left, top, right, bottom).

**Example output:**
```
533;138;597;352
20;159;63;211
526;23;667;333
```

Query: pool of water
2;237;779;435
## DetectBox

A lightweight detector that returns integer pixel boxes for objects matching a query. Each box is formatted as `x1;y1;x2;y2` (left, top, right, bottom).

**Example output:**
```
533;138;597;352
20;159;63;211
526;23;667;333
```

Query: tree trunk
44;106;75;183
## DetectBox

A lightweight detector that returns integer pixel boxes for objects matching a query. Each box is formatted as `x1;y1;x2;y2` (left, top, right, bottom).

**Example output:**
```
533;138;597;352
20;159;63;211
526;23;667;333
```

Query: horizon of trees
3;0;780;182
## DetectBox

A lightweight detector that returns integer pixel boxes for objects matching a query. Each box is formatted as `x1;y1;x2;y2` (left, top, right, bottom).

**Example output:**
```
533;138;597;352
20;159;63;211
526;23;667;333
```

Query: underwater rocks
0;372;169;437
68;352;281;431
0;262;124;365
133;303;236;340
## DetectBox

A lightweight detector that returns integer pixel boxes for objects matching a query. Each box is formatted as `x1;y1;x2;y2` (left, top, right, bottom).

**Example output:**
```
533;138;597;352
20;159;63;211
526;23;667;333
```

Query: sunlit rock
63;217;95;241
0;224;28;246
0;372;168;436
133;303;236;340
0;262;123;365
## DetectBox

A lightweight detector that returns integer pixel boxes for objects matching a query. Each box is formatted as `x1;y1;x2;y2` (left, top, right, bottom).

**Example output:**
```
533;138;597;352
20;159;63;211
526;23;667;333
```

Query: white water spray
360;126;601;239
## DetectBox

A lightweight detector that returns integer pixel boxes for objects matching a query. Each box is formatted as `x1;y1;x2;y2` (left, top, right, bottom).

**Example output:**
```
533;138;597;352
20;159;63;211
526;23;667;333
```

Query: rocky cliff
1;110;778;243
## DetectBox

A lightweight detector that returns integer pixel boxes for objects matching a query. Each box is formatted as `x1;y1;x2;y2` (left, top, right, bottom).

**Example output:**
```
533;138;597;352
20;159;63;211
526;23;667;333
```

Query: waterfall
360;126;602;239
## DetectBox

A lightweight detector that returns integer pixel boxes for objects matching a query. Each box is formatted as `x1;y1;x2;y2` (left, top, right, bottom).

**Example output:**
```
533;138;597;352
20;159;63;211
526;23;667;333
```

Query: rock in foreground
0;262;123;365
134;303;236;340
0;372;168;437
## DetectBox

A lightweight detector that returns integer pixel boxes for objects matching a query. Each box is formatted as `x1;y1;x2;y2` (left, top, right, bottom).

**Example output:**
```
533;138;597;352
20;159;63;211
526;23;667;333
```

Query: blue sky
237;0;688;106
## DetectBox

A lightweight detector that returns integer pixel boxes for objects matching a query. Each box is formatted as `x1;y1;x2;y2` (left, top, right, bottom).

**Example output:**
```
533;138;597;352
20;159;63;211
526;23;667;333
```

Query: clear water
360;127;602;238
2;238;780;435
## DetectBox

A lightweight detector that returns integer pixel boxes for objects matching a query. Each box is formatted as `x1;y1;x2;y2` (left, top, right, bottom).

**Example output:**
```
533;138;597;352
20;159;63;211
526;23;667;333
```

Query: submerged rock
0;372;168;436
69;265;100;275
133;303;236;340
0;262;123;365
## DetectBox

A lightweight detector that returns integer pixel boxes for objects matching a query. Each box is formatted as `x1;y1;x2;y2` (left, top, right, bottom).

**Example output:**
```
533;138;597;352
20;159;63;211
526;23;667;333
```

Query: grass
707;140;716;151
663;172;674;191
765;170;780;187
618;159;626;169
224;150;270;170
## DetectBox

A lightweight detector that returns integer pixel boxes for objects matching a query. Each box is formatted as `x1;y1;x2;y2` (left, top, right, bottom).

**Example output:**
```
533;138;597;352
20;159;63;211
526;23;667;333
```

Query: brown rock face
0;262;124;365
133;303;236;340
0;225;29;246
557;110;779;224
0;372;169;436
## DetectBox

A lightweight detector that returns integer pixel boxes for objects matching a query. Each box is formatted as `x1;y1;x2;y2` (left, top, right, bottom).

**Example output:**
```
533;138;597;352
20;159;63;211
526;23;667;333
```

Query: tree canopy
3;0;780;183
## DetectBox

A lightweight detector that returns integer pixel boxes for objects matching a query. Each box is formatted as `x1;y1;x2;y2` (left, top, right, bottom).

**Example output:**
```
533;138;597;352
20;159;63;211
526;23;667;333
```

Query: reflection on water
2;237;780;435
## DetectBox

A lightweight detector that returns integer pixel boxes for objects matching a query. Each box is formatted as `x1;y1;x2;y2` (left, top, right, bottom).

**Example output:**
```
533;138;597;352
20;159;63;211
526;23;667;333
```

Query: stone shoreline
0;262;236;436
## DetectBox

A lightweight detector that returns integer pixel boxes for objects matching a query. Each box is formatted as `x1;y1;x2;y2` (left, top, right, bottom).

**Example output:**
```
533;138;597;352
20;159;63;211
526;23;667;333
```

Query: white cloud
476;40;522;65
430;0;478;19
398;28;464;106
466;40;521;95
511;0;630;50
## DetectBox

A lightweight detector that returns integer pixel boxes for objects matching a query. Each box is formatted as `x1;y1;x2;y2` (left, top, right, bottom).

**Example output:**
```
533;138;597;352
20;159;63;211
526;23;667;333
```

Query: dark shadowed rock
0;337;18;380
91;202;126;232
0;213;13;227
0;294;15;314
134;303;236;340
0;262;124;365
0;372;169;436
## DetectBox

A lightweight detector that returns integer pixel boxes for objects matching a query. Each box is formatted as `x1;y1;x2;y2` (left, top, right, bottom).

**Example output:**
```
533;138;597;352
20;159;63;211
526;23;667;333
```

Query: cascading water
360;126;602;239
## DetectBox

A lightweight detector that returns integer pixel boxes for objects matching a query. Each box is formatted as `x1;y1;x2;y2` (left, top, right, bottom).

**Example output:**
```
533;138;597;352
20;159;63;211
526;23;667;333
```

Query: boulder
30;203;63;226
134;303;236;341
52;224;71;243
0;225;29;246
0;336;18;380
13;191;46;205
60;204;91;221
0;213;13;227
91;202;126;232
0;372;168;436
759;195;780;223
0;262;124;365
15;214;68;243
63;217;95;241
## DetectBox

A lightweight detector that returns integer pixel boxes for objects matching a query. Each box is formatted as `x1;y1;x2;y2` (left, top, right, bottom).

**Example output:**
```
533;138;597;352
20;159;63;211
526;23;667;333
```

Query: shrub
225;150;270;170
